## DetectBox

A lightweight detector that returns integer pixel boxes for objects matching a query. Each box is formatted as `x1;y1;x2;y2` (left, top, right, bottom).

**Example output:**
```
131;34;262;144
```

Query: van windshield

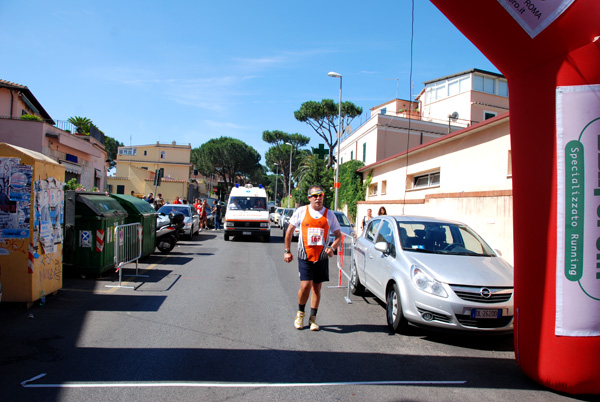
228;196;268;211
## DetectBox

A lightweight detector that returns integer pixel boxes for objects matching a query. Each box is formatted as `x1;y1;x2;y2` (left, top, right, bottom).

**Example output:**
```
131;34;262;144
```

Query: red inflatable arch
429;0;600;395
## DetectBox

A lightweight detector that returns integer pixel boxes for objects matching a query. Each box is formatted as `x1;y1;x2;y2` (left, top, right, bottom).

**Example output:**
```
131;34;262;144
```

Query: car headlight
225;222;234;228
411;265;448;298
260;222;269;228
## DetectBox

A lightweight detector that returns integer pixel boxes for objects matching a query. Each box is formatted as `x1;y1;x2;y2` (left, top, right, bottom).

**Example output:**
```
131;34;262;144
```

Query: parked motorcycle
156;211;185;254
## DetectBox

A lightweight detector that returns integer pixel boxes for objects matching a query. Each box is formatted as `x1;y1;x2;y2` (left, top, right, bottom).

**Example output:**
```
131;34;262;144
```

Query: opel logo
480;287;492;298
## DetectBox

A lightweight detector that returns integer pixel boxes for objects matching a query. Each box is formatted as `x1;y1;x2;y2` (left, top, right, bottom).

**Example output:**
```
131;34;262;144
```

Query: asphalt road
0;227;595;402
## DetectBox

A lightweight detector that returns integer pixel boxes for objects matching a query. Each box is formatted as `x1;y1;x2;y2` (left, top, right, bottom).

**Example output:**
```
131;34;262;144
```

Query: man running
283;185;341;331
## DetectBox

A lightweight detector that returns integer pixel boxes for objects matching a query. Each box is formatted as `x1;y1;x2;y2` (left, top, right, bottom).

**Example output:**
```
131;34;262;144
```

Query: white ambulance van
224;184;271;242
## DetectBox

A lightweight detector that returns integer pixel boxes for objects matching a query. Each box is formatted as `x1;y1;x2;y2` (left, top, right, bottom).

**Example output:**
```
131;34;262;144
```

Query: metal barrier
328;233;355;304
106;223;144;289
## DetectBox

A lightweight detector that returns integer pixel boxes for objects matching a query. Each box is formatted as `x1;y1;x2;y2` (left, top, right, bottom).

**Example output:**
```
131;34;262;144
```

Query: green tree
295;151;334;209
262;130;310;197
294;99;363;169
104;136;124;170
337;160;366;221
192;137;261;192
68;116;92;134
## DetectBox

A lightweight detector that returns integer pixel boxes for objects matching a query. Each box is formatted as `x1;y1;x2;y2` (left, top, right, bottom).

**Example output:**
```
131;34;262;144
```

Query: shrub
19;114;42;122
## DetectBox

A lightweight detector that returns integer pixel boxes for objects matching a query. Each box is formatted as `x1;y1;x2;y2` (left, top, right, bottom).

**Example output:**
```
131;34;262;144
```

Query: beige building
345;69;513;264
107;141;192;203
339;69;509;167
357;113;513;265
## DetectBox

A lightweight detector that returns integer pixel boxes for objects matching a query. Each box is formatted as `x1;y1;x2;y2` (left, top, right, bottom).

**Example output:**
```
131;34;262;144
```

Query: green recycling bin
63;192;128;275
109;194;157;259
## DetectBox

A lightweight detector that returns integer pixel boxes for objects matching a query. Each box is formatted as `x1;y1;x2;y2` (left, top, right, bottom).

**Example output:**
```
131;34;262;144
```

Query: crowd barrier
328;233;355;304
106;223;144;289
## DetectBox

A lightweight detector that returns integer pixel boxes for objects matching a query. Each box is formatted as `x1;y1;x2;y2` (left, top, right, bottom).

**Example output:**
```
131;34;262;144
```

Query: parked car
271;207;284;225
329;211;355;249
157;204;199;239
281;208;298;240
278;208;294;229
351;215;514;334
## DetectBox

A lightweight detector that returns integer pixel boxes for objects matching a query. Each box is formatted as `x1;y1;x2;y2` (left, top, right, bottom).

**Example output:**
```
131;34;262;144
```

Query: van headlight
411;266;448;298
225;222;234;228
260;222;269;228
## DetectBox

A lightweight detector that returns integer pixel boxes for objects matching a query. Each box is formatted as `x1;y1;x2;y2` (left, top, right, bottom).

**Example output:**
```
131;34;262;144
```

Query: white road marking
22;374;466;388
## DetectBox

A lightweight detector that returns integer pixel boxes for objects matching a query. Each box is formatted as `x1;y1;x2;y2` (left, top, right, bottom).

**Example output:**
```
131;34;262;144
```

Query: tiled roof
0;79;54;123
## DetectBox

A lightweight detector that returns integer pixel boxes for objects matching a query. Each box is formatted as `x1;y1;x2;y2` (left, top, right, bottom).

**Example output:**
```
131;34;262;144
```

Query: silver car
351;215;513;333
157;204;200;239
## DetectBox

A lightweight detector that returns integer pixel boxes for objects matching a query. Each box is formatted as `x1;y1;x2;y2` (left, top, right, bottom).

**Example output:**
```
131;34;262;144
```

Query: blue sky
0;0;498;164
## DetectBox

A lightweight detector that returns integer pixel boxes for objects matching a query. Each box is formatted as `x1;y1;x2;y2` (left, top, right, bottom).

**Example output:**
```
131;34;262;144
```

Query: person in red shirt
283;185;342;331
173;196;182;204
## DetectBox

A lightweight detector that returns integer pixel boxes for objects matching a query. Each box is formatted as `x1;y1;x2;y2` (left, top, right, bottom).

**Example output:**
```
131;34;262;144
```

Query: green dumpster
110;194;157;259
63;192;128;275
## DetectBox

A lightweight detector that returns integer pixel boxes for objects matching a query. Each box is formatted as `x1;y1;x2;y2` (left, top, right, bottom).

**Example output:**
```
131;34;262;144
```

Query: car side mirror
374;241;389;254
494;249;503;257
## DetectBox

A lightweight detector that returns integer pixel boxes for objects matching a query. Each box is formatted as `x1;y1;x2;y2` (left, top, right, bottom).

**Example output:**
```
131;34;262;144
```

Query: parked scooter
156;212;185;254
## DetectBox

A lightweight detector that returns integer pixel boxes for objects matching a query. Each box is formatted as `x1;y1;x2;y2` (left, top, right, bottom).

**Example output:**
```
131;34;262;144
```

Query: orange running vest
299;206;330;262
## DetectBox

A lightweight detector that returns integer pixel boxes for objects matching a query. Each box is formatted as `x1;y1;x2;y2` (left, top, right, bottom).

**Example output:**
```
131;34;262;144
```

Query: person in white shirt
283;185;342;331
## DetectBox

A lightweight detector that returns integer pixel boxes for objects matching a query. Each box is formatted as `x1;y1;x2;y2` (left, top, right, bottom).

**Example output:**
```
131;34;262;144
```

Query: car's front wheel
349;260;365;295
386;283;409;333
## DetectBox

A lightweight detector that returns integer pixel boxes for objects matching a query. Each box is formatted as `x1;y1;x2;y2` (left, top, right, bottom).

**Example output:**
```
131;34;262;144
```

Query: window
141;167;148;170
161;151;165;159
118;147;137;156
413;171;440;189
350;151;354;160
507;150;512;177
375;220;396;257
369;182;378;196
484;111;497;120
381;180;387;195
498;80;508;97
362;143;366;162
116;185;125;194
365;219;381;242
473;74;508;98
144;150;147;156
381;107;387;115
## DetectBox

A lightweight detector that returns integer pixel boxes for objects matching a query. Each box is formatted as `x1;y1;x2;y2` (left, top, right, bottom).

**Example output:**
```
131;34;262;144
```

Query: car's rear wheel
386;283;409;333
349;260;365;295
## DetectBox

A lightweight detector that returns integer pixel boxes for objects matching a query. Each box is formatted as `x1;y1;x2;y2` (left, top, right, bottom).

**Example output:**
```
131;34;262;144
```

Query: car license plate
471;309;501;319
243;231;251;235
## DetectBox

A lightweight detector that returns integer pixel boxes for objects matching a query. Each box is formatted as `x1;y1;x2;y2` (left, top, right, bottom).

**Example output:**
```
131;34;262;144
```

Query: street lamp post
273;162;279;206
328;71;342;211
285;142;293;208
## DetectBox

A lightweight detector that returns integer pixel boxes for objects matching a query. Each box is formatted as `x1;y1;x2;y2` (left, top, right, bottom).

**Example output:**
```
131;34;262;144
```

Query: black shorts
298;258;329;283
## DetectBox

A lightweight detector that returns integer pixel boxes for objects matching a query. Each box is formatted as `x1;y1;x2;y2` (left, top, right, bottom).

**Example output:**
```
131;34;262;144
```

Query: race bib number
307;227;325;246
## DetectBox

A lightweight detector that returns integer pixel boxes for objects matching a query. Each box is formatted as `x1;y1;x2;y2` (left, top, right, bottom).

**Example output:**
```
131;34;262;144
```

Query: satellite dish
450;111;459;121
345;125;353;134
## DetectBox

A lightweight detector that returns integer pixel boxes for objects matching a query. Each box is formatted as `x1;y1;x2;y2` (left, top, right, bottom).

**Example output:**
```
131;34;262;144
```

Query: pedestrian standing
361;208;372;230
212;200;221;230
284;185;342;331
154;194;165;210
200;198;209;229
173;196;182;204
